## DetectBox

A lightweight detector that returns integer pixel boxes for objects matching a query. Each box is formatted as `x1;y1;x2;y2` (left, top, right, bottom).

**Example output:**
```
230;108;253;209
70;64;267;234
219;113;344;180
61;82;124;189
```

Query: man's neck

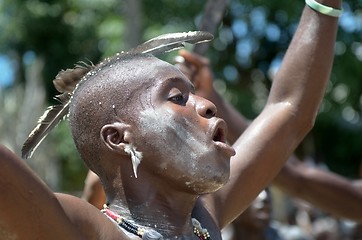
106;181;200;238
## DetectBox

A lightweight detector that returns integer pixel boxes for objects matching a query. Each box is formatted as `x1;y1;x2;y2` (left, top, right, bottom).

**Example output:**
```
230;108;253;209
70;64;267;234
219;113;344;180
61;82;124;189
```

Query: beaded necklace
102;205;211;240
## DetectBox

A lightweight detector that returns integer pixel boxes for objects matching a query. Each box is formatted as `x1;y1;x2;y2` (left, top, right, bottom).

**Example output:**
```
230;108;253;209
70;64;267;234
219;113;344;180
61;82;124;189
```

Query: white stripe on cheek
138;108;208;169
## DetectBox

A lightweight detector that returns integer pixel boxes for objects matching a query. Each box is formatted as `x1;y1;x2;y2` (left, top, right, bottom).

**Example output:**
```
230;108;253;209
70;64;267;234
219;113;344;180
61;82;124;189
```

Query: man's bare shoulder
55;193;129;240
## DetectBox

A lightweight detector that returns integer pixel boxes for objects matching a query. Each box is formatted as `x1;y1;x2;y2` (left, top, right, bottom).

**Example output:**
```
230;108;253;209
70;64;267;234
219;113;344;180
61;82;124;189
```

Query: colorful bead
102;205;211;239
192;218;211;240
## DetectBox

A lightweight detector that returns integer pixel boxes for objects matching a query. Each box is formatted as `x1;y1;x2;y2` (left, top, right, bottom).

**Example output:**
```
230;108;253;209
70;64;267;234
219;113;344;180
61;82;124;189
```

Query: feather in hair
21;31;213;158
128;31;213;56
21;93;71;159
53;32;213;94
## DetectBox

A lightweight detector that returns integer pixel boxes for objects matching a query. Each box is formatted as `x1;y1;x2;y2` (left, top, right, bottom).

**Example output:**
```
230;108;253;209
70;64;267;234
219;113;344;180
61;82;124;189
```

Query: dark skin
0;2;340;239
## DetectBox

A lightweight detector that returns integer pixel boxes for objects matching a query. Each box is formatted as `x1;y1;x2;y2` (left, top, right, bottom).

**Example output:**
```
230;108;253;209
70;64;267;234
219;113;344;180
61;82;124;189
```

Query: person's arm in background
273;156;362;222
353;179;362;190
175;50;250;143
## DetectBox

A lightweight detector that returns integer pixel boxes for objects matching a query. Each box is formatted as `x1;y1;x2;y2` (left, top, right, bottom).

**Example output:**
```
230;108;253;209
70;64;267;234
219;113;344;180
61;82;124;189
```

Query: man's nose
193;94;217;119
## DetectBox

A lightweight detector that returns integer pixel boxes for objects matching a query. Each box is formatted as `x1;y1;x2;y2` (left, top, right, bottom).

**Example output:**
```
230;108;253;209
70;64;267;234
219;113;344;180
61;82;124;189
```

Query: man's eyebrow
165;77;195;92
190;83;196;94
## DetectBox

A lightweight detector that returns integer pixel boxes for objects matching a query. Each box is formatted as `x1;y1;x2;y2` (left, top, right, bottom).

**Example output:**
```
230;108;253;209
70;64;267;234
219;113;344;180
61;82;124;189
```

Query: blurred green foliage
1;0;362;192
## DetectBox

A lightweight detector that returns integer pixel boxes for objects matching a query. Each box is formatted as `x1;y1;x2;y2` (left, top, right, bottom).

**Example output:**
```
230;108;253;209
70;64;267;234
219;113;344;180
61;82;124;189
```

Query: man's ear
100;122;132;154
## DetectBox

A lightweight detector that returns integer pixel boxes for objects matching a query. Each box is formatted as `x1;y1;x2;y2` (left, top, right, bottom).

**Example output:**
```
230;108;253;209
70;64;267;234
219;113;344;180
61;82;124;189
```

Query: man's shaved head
68;53;157;173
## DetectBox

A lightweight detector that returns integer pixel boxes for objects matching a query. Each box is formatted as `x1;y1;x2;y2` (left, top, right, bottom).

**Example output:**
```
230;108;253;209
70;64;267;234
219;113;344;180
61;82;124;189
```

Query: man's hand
175;50;214;100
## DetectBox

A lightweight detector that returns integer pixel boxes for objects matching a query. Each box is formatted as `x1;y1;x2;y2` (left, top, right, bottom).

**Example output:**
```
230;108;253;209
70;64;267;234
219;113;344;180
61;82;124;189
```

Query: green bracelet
305;0;343;17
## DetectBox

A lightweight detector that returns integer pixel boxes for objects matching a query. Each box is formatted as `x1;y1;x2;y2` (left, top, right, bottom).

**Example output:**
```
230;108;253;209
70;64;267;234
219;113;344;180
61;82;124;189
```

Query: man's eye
168;88;187;105
169;94;184;103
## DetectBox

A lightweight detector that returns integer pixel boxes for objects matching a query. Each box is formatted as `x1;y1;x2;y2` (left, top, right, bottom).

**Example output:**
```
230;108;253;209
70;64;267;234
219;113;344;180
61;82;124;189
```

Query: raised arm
0;144;83;240
0;144;129;239
179;50;362;223
209;1;341;228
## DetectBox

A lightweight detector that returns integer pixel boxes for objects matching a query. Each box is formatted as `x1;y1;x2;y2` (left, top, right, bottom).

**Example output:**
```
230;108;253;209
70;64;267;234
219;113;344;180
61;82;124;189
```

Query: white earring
124;144;143;178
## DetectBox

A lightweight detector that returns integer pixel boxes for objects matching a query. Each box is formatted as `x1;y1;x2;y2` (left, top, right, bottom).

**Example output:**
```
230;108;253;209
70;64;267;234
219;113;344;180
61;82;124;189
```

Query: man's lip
212;119;227;143
214;141;236;157
212;119;236;157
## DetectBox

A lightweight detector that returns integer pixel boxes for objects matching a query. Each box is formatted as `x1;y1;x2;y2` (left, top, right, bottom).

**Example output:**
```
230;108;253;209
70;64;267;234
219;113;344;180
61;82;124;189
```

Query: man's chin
194;173;230;194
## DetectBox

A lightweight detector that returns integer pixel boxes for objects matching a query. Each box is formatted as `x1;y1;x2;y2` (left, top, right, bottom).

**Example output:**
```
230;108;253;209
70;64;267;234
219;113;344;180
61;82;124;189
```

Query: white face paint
125;58;232;193
124;144;143;178
139;107;208;166
137;103;229;194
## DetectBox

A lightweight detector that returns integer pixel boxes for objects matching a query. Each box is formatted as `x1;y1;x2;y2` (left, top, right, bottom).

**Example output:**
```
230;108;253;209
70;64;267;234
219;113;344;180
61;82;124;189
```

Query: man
0;1;341;239
84;10;362;224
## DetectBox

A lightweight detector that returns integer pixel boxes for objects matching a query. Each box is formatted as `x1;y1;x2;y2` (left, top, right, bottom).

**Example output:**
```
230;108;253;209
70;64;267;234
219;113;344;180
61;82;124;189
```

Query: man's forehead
119;56;174;73
125;57;186;82
150;63;194;89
